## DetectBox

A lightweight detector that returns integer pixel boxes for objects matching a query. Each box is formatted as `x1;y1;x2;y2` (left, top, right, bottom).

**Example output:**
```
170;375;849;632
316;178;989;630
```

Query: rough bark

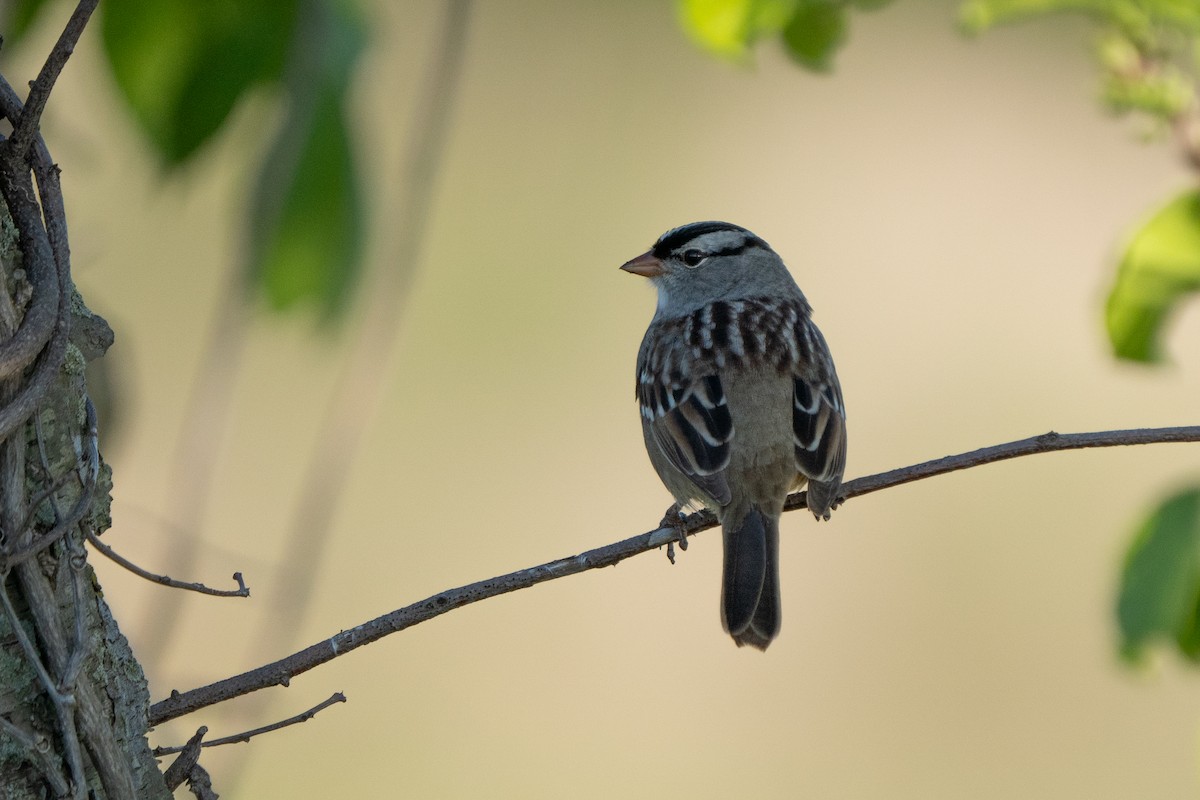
0;171;169;799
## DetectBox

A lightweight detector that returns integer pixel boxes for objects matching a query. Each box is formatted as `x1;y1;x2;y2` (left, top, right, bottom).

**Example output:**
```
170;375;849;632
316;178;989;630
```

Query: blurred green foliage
1107;189;1200;362
682;0;1200;364
1117;486;1200;663
678;0;893;70
245;2;364;315
7;0;1200;668
2;0;50;41
680;0;1200;667
101;0;298;165
5;0;365;318
959;0;1200;33
961;3;1200;666
962;0;1200;364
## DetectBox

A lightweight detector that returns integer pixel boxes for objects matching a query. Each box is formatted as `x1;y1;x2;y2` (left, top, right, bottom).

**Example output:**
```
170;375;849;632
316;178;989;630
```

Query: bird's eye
681;249;706;267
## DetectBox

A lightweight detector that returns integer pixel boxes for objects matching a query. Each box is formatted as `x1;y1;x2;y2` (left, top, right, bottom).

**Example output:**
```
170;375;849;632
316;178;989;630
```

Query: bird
621;221;846;650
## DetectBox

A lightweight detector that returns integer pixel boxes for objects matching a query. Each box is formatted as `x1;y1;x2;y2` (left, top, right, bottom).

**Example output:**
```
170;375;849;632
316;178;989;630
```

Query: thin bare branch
816;425;1200;508
154;692;346;756
86;530;250;597
149;424;1200;725
6;0;98;158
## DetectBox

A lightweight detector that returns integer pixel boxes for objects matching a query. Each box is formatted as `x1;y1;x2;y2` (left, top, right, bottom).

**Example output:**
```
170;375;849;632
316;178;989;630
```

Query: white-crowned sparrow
622;221;846;650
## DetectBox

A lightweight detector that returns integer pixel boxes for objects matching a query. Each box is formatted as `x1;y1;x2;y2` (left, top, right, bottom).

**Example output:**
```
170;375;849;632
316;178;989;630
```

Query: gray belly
721;364;798;515
645;364;800;518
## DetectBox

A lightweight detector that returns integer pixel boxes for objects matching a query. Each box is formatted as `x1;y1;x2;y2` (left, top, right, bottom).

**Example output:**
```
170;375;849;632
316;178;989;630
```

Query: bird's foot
660;503;689;564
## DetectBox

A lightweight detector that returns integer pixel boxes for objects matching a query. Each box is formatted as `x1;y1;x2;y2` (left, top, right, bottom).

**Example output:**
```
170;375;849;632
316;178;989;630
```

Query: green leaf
1116;487;1200;663
782;2;847;71
247;1;365;317
677;0;797;60
101;0;298;165
679;0;883;70
1105;189;1200;362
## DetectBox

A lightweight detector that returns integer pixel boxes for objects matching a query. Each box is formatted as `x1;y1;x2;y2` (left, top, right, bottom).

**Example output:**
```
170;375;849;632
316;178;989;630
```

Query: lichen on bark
0;186;169;799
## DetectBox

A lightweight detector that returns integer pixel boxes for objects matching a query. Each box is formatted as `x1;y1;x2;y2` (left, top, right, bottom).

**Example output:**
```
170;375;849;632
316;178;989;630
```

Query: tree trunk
0;156;169;798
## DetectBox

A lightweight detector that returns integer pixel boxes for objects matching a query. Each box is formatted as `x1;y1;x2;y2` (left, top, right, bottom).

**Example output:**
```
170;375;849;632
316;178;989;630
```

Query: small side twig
161;726;206;792
149;424;1200;726
186;763;218;800
86;530;249;597
154;692;346;756
68;394;249;598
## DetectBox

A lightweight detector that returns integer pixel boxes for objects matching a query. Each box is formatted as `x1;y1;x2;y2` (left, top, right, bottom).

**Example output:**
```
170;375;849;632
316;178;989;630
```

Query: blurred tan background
9;0;1200;797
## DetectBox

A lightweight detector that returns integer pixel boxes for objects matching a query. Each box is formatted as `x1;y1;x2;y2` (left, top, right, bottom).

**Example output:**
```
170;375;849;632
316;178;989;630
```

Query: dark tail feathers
721;508;780;651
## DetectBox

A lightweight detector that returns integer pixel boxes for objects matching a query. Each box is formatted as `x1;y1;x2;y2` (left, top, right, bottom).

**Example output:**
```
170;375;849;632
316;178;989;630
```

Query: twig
18;468;71;532
141;261;249;659
0;113;72;447
154;692;346;756
0;417;98;572
812;426;1200;508
0;715;71;797
0;92;60;380
6;0;98;159
186;763;219;800
149;424;1200;725
25;411;93;699
0;12;140;794
0;167;87;798
161;727;206;792
86;530;250;597
0;151;69;442
0;576;86;799
25;412;94;696
0;578;64;706
60;541;91;692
